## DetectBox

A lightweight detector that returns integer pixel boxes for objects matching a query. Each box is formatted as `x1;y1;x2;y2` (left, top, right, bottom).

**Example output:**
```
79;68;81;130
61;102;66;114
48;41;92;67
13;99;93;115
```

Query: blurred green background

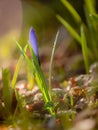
0;0;58;67
0;0;84;67
0;0;87;80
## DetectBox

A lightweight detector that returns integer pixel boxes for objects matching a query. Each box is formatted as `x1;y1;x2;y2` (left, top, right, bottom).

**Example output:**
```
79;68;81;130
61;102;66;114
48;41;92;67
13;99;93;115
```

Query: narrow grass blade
27;72;35;90
84;0;96;14
17;42;49;101
29;45;55;116
84;7;98;60
61;0;82;24
16;41;35;75
57;15;81;44
29;44;51;102
49;31;59;99
17;41;55;116
11;44;28;89
81;25;89;73
11;55;23;89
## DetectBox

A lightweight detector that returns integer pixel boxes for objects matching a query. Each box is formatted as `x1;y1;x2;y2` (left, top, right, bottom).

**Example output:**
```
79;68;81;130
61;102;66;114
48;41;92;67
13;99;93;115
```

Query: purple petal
29;27;39;58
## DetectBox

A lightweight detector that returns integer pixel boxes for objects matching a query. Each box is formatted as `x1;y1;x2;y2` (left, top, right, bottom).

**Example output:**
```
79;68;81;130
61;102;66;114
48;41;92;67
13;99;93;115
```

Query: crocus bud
29;27;40;64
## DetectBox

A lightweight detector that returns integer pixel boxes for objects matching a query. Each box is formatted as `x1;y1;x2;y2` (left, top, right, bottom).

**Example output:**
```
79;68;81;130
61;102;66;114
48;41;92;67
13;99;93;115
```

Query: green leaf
29;45;55;116
11;44;28;89
61;0;82;24
11;55;23;89
29;44;50;102
84;0;96;14
57;15;81;44
81;25;89;73
17;41;55;116
16;41;35;75
85;7;98;59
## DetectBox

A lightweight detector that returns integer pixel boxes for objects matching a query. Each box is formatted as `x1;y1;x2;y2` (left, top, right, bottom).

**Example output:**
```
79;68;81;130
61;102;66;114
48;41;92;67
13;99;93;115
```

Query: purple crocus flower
29;27;40;64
